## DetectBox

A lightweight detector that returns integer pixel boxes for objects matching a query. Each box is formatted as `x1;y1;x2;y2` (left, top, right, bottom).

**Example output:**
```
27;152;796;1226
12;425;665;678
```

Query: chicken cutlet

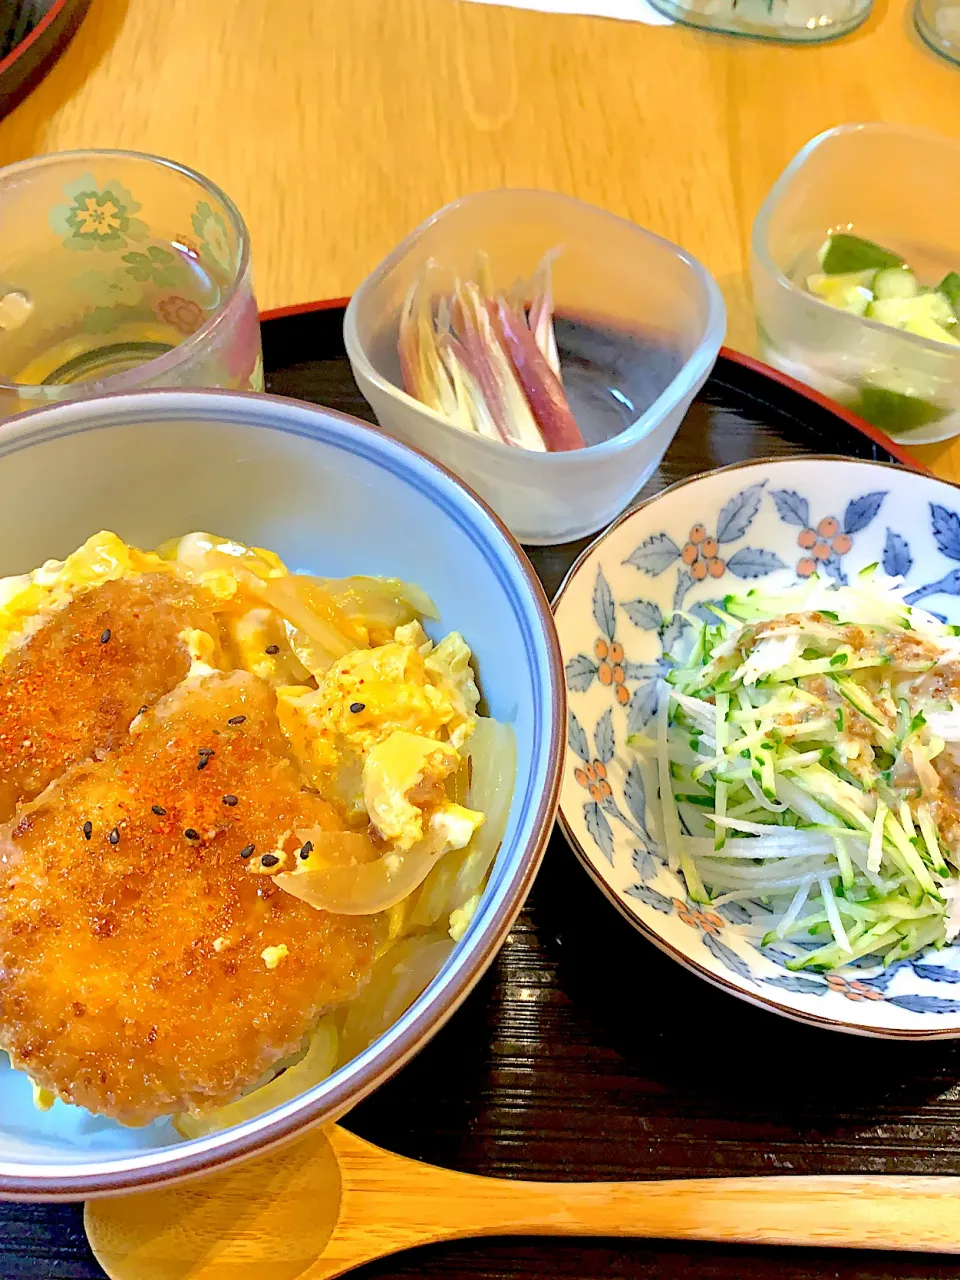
0;669;379;1125
0;573;219;822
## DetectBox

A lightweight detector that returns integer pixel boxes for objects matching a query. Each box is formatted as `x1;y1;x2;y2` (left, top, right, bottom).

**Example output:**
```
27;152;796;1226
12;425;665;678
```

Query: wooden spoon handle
491;1173;960;1253
331;1128;960;1259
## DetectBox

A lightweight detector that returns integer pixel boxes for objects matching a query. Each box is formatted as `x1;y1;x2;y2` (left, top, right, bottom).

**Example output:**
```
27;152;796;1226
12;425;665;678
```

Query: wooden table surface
0;0;957;472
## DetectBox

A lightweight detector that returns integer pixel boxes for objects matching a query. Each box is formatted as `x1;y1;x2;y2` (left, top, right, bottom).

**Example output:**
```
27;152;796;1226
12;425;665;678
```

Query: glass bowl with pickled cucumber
752;124;960;445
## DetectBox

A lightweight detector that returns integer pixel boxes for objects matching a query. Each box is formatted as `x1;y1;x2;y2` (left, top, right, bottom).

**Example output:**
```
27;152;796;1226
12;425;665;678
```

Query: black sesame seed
184;828;200;841
198;747;215;757
197;757;209;771
260;853;280;868
108;827;120;845
100;628;111;644
349;701;366;713
82;821;92;840
265;644;280;655
222;794;239;806
300;840;314;858
228;715;246;725
239;843;255;859
151;805;166;816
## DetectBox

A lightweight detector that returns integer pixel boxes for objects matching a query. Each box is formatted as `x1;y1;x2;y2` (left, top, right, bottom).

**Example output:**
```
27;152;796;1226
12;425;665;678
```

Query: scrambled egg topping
2;529;486;895
277;626;483;852
0;531;162;659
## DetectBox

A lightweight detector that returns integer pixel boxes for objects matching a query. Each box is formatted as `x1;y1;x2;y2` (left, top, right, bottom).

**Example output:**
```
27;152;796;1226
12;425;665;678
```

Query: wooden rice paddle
86;1123;960;1280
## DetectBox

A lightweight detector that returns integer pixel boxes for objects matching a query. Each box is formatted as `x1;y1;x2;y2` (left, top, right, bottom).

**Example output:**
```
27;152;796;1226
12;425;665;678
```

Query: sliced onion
173;1015;339;1138
170;532;285;580
311;575;439;627
409;717;516;928
275;827;447;915
338;934;454;1066
254;576;355;663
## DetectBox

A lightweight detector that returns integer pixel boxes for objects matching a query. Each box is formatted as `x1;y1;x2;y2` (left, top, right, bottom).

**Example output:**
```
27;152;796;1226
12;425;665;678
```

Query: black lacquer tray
11;302;960;1280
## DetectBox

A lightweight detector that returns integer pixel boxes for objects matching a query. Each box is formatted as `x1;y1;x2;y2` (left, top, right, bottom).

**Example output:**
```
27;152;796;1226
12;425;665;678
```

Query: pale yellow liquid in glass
13;319;186;386
0;240;227;400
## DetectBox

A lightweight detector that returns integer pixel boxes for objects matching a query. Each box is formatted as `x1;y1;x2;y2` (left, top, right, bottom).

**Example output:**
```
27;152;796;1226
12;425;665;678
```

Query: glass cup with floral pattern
0;149;262;420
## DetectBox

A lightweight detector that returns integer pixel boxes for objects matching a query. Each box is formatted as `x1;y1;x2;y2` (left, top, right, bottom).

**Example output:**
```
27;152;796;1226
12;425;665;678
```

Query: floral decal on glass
50;175;148;252
73;268;143;310
157;295;205;335
122;246;189;289
191;200;233;275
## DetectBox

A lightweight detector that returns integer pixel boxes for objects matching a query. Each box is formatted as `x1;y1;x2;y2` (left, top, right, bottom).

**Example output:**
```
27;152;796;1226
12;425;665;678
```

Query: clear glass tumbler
0;149;262;420
915;0;960;66
647;0;870;41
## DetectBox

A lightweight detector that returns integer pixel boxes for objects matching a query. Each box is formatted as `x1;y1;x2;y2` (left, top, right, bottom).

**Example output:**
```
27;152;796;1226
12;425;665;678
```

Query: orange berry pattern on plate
681;522;726;583
771;487;888;586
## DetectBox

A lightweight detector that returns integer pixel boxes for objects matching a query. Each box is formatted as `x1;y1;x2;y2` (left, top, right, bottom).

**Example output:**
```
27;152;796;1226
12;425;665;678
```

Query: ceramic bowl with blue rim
0;389;563;1198
555;455;960;1040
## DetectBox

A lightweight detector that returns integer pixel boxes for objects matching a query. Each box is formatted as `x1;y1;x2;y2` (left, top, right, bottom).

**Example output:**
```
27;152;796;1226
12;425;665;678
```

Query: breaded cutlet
0;669;379;1125
0;573;219;821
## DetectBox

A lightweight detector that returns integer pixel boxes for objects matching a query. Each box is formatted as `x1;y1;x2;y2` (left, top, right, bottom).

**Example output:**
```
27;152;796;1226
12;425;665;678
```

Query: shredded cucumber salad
632;569;960;973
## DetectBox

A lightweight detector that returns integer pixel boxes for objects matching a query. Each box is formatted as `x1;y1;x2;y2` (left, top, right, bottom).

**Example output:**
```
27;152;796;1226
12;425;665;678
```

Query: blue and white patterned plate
554;456;960;1039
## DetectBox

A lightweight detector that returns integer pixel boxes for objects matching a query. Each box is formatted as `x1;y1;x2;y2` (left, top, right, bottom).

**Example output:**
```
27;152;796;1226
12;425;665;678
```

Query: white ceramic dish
555;455;960;1039
0;388;563;1199
344;189;725;545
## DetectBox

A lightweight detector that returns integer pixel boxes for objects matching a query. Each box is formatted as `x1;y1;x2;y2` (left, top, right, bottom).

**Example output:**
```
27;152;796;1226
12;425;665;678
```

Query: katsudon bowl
0;388;563;1200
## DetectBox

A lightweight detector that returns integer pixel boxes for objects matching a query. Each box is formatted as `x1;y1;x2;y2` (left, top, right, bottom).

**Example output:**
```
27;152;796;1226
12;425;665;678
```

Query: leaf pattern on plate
595;708;615;765
623;661;662;682
911;961;960;984
565;654;598;692
624;532;682;576
624;882;673;912
632;847;659;882
726;547;786;578
716;482;766;544
887;994;960;1015
623;599;663;630
627;681;659;735
764;975;828;997
716;901;752;925
905;568;960;606
672;570;694;609
931;502;960;562
702;931;754;980
770;489;810;527
689;599;726;624
822;555;848;586
593;567;616;639
584;800;614;863
567;710;590;762
623;759;648;830
660;614;688;657
843;491;886;535
882;529;912;579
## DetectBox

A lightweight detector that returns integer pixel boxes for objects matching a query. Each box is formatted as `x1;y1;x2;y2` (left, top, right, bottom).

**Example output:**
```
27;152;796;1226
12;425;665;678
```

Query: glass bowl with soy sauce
344;190;725;546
